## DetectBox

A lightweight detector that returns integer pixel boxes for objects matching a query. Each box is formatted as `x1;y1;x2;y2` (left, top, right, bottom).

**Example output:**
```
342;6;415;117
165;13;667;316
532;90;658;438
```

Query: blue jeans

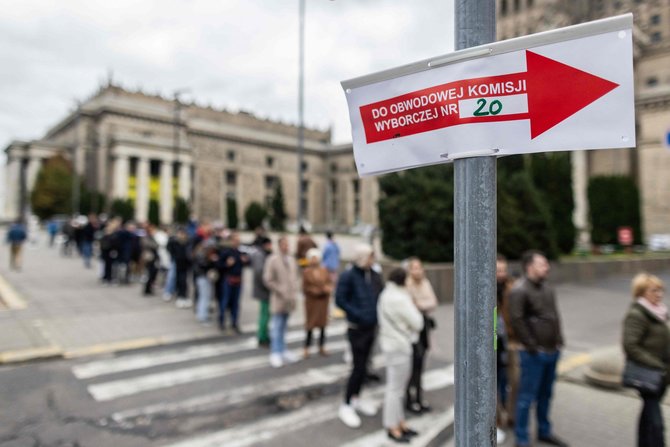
218;281;242;328
271;313;289;354
196;276;212;322
164;261;176;296
82;241;93;268
515;350;559;446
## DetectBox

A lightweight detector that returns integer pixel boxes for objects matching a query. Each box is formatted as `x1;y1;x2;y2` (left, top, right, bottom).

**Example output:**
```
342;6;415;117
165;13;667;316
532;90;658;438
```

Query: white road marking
73;323;347;379
87;340;349;402
160;365;454;447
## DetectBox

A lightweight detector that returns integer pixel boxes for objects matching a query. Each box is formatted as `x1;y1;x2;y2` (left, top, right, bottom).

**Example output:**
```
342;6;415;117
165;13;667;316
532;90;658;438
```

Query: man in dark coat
217;231;249;333
509;250;568;447
335;244;383;429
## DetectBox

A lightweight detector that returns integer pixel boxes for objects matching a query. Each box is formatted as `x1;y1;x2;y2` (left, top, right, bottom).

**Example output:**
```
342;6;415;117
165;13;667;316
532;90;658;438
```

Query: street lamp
296;0;305;228
71;102;82;217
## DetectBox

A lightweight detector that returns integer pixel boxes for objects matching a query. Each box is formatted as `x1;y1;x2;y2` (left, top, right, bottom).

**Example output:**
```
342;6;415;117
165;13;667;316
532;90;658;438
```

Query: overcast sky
0;0;455;150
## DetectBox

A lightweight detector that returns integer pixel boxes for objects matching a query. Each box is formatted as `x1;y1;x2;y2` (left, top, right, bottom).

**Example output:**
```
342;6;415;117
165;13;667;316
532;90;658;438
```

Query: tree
80;186;106;215
588;175;642;245
378;165;455;262
244;201;267;230
497;156;559;260
148;199;160;225
173;197;190;224
110;198;135;222
529;152;576;254
227;197;239;229
30;155;73;220
269;182;287;231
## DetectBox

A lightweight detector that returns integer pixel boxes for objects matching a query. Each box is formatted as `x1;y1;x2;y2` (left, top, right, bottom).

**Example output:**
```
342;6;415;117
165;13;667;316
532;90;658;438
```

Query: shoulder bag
622;359;665;394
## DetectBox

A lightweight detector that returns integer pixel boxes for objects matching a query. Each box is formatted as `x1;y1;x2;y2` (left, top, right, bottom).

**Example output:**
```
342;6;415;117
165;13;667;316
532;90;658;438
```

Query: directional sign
342;14;635;176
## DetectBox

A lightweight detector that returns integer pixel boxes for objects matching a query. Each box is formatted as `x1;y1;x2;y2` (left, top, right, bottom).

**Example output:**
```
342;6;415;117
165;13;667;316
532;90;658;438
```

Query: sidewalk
0;234;283;362
0;230;381;363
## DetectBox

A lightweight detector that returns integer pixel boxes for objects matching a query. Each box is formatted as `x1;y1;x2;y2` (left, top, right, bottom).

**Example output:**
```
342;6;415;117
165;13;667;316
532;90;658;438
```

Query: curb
0;345;62;364
0;331;226;365
0;273;27;310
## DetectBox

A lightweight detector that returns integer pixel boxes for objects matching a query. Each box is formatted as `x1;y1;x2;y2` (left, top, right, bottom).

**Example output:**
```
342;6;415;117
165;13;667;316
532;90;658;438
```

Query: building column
159;160;173;224
4;156;20;220
113;155;129;199
26;156;42;194
136;157;150;222
571;150;591;250
178;161;191;201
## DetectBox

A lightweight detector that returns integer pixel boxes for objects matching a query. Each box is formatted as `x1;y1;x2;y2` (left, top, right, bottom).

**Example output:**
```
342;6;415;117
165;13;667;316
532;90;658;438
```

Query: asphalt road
2;269;669;447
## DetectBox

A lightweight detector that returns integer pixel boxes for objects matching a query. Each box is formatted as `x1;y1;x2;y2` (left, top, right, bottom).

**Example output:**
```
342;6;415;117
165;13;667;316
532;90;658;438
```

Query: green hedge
588;175;642;245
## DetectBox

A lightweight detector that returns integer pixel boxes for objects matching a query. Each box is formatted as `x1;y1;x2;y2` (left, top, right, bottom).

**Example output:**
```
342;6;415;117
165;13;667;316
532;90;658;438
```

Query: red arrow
525;51;619;138
359;50;619;143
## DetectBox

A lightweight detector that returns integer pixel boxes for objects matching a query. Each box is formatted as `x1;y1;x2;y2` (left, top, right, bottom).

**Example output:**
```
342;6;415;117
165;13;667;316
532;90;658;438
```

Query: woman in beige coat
302;248;333;358
263;236;299;368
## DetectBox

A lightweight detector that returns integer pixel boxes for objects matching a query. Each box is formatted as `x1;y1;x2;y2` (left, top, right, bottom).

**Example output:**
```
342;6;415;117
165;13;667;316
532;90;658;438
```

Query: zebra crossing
69;322;455;446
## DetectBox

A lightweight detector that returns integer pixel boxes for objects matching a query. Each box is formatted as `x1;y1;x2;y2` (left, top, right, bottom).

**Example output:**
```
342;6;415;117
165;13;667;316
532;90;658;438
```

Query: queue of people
31;215;667;446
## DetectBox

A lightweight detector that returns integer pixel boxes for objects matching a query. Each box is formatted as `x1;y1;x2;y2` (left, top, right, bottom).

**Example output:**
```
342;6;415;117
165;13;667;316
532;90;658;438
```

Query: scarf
636;297;669;322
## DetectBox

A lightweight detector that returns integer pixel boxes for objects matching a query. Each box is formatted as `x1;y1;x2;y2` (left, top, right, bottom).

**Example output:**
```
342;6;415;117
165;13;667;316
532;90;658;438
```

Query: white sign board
342;14;635;176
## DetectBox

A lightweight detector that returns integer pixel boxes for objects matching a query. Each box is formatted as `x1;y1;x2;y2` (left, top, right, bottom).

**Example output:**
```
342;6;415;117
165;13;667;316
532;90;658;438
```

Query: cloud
0;0;455;149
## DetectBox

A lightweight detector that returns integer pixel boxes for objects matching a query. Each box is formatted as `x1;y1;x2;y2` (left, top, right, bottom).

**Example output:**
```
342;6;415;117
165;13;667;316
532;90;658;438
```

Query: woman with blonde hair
302;248;333;358
404;256;438;414
623;272;670;447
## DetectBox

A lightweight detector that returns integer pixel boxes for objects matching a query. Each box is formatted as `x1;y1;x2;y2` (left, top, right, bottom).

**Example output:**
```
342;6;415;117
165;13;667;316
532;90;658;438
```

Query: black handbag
622;359;665;394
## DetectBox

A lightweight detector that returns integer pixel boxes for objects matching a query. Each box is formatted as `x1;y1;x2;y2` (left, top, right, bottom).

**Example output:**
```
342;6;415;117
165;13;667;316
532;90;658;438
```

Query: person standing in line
379;267;423;443
404;257;438;415
141;224;160;296
322;231;341;284
217;231;249;334
6;219;27;271
162;227;177;301
194;238;219;325
263;236;299;368
623;273;670;447
509;250;569;447
296;226;317;269
99;218;120;284
153;225;171;288
495;254;514;444
169;228;192;308
336;243;383;429
302;248;333;358
46;219;58;247
250;236;273;347
81;214;99;269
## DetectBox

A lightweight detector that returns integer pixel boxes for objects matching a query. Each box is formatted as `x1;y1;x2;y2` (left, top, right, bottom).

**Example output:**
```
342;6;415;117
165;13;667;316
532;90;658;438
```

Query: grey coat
250;248;270;301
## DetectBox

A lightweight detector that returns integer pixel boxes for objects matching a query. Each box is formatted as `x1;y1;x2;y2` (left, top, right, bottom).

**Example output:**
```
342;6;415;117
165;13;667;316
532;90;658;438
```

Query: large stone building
4;84;379;230
498;0;670;242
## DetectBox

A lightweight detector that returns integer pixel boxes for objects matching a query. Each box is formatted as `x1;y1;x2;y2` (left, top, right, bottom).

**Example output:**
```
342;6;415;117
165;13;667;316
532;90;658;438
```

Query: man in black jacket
336;244;383;429
509;250;568;447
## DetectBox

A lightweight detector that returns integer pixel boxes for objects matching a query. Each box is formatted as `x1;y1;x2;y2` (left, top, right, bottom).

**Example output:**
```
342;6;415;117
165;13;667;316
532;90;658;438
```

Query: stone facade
4;85;378;229
498;0;670;242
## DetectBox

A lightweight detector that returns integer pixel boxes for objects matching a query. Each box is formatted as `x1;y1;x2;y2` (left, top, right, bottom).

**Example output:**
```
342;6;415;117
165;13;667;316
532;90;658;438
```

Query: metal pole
71;105;81;217
454;1;497;446
296;0;305;228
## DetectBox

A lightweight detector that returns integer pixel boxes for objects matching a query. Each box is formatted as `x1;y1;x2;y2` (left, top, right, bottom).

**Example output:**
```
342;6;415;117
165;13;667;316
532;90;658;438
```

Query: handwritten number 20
473;99;503;116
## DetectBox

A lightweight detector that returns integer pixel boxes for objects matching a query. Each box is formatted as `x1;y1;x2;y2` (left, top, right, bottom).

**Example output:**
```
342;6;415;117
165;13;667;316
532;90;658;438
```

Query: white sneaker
351;397;377;416
269;353;283;368
338;403;361;428
496;428;506;444
282;350;300;364
162;293;173;302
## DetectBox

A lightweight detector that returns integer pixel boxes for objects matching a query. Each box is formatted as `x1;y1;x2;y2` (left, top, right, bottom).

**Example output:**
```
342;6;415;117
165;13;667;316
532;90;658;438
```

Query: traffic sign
342;14;635;176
